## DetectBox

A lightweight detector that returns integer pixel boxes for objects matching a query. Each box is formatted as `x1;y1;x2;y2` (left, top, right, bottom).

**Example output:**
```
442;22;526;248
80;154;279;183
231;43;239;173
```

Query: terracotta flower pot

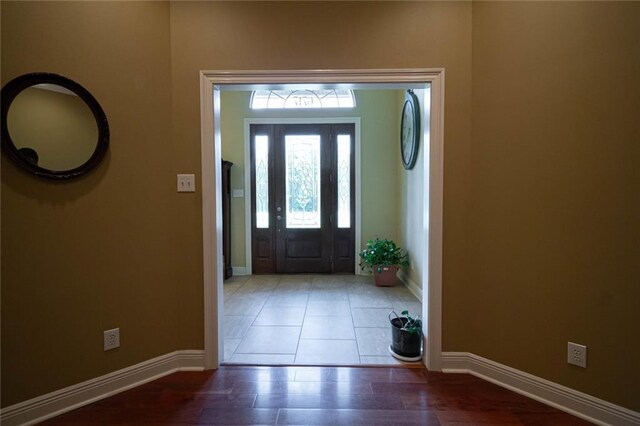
373;265;399;287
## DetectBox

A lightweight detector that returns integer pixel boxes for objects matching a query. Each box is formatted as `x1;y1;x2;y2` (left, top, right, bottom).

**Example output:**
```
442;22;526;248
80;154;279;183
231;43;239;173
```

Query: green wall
220;90;404;270
398;89;427;287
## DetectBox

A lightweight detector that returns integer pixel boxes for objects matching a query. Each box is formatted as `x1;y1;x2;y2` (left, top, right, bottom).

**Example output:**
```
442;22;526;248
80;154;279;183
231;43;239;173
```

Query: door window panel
285;135;321;229
337;134;351;228
255;135;269;228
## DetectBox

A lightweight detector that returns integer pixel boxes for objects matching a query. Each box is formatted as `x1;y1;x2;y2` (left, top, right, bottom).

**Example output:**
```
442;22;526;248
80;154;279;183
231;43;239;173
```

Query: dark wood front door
251;123;355;274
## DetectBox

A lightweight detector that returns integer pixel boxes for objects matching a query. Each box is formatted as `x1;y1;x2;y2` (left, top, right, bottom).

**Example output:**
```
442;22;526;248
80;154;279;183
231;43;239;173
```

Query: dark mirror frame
1;72;109;180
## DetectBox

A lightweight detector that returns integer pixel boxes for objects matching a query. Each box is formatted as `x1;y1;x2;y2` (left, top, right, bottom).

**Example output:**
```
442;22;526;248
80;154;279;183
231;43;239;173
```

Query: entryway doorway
250;123;356;274
200;69;444;372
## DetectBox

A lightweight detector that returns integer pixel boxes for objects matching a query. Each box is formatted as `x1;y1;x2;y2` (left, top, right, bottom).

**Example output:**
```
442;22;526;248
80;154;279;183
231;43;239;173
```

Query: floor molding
441;352;639;426
1;350;205;426
232;266;248;276
398;269;422;302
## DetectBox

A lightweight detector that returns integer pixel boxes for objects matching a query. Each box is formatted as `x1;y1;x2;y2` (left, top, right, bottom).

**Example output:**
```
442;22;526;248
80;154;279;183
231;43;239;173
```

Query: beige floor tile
301;316;355;340
224;296;267;316
234;280;278;296
236;326;301;354
308;289;349;301
310;281;346;290
245;275;281;285
348;283;388;296
355;327;392;356
382;286;417;300
306;300;351;316
254;306;305;326
311;275;357;285
295;339;360;365
223;338;242;361
223;282;243;299
265;294;309;307
279;274;313;282
224;315;255;338
348;294;393;308
224;275;251;284
359;355;407;365
228;353;296;364
352;308;393;328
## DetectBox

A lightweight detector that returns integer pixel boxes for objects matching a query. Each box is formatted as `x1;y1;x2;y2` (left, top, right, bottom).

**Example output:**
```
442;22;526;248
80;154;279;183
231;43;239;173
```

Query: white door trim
243;117;362;276
200;69;445;371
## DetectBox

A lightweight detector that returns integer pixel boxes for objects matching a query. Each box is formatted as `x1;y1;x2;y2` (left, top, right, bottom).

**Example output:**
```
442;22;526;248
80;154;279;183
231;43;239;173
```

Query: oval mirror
1;73;109;180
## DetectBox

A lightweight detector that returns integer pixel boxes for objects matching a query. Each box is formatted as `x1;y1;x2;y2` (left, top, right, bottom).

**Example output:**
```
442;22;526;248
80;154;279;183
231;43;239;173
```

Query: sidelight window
337;134;351;228
254;135;270;228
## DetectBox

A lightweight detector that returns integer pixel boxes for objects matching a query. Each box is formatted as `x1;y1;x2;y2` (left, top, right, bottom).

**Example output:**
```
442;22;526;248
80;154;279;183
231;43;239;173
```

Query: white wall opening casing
199;69;445;371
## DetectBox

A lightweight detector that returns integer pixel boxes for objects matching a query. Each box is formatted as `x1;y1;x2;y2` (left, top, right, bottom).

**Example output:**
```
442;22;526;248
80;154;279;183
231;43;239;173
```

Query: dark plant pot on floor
373;265;399;287
390;317;422;359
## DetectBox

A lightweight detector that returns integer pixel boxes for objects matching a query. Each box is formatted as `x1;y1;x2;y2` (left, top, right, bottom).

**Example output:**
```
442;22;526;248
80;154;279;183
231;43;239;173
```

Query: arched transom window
250;89;356;109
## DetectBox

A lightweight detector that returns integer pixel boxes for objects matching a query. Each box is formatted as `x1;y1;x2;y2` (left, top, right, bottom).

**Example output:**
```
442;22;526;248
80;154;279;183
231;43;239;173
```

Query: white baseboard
232;266;248;276
442;352;639;426
397;269;422;302
1;350;205;426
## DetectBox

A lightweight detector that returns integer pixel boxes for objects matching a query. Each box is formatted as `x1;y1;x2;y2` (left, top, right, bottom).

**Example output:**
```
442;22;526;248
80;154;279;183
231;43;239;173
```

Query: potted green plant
389;310;422;361
358;237;409;287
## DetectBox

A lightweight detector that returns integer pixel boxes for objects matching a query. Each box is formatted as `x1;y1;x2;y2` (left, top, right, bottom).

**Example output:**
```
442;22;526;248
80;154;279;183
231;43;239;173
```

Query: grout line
298;337;357;341
292;288;309;364
274;408;281;425
349;287;364;365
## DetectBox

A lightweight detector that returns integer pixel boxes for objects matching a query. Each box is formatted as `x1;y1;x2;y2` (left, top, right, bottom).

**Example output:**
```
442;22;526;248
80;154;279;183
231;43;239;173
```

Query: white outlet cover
104;328;120;351
567;342;587;368
177;174;196;193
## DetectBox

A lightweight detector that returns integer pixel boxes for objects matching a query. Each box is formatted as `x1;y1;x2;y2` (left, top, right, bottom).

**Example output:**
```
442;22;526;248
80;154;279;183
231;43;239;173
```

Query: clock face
400;90;419;170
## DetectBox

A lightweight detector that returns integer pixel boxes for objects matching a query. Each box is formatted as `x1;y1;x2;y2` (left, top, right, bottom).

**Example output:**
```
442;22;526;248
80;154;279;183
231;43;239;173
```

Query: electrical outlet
567;342;587;368
177;174;195;192
104;328;120;351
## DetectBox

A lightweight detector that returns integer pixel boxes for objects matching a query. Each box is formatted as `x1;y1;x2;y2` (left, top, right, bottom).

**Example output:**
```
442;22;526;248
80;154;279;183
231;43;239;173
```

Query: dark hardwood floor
42;366;592;425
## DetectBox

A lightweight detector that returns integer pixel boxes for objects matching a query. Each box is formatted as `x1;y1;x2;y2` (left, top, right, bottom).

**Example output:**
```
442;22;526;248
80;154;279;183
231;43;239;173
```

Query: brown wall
2;0;638;413
0;2;185;406
469;2;640;410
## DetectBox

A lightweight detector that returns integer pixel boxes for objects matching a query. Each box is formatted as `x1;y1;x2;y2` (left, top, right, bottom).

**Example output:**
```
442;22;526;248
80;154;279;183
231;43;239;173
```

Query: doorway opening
200;69;444;371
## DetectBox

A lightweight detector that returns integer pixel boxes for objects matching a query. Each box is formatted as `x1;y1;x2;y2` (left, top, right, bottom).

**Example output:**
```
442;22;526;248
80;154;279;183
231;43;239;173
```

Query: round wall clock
400;89;420;170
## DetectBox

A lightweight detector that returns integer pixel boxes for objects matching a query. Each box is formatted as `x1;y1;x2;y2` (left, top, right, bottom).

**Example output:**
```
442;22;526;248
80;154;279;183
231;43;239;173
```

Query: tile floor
223;274;423;366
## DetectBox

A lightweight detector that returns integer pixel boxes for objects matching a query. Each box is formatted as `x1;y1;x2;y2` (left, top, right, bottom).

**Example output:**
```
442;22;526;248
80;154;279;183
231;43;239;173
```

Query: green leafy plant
399;310;422;335
358;237;409;272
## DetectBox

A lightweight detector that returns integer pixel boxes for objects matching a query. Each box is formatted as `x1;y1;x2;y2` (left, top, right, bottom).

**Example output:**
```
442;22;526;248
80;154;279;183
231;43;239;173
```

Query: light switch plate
177;174;195;192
